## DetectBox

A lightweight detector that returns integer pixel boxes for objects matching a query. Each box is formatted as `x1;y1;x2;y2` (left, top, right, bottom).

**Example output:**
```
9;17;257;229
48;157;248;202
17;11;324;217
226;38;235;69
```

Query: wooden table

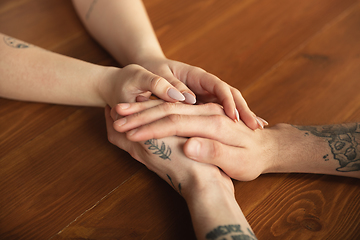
1;0;360;239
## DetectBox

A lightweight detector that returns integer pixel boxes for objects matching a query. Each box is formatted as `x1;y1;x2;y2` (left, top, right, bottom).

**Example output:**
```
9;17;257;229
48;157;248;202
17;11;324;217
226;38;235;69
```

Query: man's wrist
263;123;340;176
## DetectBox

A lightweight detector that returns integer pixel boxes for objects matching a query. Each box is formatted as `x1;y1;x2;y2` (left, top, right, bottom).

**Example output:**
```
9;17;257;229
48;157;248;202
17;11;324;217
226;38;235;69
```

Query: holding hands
105;104;257;240
134;56;262;129
110;100;271;181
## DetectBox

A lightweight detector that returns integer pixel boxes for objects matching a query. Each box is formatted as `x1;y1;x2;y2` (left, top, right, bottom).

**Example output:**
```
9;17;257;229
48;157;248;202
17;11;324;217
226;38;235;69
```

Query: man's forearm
186;186;257;240
0;33;110;106
72;0;165;66
267;123;360;178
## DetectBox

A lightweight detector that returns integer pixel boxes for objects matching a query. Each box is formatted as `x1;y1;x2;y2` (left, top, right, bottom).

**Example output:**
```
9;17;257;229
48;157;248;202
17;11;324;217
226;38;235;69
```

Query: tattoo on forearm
86;0;98;20
167;174;182;195
206;225;257;240
144;139;172;160
3;36;32;49
294;123;360;172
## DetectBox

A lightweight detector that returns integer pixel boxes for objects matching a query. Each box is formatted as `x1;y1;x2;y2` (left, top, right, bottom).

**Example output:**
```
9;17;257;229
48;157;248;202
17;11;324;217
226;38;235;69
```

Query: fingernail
127;128;138;136
187;139;200;159
257;117;269;126
115;117;126;127
182;92;196;104
167;88;185;101
119;103;130;110
234;108;240;122
255;117;264;129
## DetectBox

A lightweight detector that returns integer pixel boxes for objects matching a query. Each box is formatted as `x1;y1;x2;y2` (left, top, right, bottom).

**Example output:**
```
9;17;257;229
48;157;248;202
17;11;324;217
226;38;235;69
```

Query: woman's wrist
129;49;167;67
96;66;120;107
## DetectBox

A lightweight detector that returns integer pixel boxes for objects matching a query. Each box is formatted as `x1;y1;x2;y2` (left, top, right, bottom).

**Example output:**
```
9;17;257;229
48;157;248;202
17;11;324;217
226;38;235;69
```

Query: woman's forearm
0;33;110;106
72;0;165;66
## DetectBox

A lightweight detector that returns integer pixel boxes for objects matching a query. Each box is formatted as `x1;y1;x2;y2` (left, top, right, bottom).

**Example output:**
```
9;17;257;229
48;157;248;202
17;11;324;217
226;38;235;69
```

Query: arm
111;100;360;180
105;105;257;240
0;33;187;107
0;33;107;106
72;0;262;129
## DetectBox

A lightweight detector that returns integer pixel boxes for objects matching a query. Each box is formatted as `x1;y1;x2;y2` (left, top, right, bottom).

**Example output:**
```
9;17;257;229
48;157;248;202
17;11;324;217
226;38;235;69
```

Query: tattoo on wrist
294;123;360;172
3;36;32;49
144;139;172;160
167;174;182;195
85;0;98;20
206;224;257;240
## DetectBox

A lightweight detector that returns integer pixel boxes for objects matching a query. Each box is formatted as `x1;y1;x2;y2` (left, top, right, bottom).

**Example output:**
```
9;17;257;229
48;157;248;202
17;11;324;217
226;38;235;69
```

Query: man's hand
105;104;256;239
112;100;276;181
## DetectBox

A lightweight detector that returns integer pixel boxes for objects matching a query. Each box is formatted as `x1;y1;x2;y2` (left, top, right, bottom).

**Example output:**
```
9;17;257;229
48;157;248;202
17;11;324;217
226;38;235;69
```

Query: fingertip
257;116;269;126
242;112;260;130
255;117;264;130
182;92;197;104
184;138;201;160
167;88;185;101
126;128;147;142
136;95;150;102
110;106;118;121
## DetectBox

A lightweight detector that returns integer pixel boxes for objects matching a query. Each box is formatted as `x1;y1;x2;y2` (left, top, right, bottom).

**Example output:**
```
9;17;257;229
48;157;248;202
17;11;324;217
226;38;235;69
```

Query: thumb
184;137;228;165
138;71;186;103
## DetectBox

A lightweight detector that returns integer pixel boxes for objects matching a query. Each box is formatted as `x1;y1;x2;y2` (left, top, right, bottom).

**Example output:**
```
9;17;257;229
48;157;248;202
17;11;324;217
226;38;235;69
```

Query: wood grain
0;0;359;239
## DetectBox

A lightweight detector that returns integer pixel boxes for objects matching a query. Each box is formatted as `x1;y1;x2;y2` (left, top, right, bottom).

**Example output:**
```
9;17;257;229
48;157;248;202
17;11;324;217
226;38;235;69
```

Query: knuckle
160;102;177;113
209;115;227;129
193;66;206;73
231;86;242;96
149;76;163;90
209;140;222;160
167;113;182;124
205;103;225;115
125;64;142;72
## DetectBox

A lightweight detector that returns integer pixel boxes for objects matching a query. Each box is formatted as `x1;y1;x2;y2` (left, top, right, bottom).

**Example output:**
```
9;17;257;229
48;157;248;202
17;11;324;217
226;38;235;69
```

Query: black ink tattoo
86;0;98;20
294;123;360;172
144;139;172;160
167;174;182;195
206;224;257;240
3;36;32;49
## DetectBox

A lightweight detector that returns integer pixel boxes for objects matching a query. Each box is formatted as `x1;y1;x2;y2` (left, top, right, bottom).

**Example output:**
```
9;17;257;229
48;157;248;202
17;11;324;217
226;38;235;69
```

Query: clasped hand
108;100;274;181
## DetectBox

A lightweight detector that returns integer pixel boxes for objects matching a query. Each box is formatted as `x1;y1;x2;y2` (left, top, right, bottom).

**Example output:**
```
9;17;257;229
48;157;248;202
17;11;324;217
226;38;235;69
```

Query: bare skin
72;0;263;129
112;100;360;180
105;105;257;240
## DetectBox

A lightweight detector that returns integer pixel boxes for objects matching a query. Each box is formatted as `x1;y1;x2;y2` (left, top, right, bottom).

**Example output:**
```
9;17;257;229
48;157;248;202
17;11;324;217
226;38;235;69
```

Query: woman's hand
139;57;265;130
98;64;187;107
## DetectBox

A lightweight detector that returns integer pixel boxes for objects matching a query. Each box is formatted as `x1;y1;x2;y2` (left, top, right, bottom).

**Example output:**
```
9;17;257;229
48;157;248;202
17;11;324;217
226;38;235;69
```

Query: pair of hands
100;58;263;130
106;99;274;182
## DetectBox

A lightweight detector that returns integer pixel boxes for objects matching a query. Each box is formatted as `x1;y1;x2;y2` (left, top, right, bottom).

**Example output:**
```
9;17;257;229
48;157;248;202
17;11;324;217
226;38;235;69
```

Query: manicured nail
255;117;264;129
115;117;126;127
119;103;130;110
182;92;196;104
167;88;185;101
127;128;138;136
257;117;269;126
187;139;200;159
234;108;240;122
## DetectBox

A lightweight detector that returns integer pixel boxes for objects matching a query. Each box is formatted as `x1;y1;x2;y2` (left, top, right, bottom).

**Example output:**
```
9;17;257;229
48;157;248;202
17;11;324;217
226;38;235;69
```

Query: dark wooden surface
1;0;360;239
